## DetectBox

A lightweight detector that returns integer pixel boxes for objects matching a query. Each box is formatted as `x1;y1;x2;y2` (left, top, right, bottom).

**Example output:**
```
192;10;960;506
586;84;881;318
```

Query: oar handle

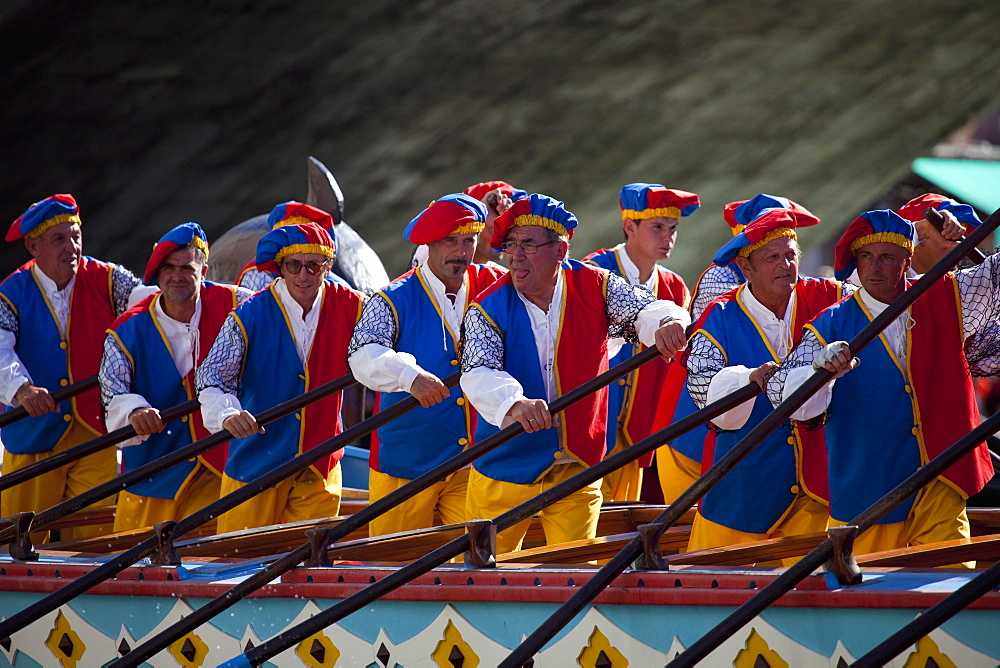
0;375;99;429
0;399;200;493
924;206;987;264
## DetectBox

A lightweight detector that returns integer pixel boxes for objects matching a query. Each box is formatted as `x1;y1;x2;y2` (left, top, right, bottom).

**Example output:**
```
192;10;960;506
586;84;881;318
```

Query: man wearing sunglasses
197;222;365;533
460;194;690;554
349;194;506;536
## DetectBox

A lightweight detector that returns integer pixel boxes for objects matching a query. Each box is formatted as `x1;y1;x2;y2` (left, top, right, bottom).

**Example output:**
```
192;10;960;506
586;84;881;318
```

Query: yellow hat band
273;216;317;229
622;206;681;220
191;235;210;260
850;231;914;255
453;221;486;235
26;213;81;239
738;228;796;258
276;243;336;264
512;214;568;238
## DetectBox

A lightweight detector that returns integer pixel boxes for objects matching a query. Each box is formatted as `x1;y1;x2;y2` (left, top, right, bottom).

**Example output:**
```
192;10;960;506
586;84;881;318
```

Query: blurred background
2;0;999;283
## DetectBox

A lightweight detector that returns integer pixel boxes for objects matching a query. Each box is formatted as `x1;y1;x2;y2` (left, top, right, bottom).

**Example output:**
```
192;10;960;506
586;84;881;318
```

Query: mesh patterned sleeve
956;251;1000;339
0;295;17;339
766;329;824;408
99;334;134;408
195;314;246;396
111;264;143;316
690;265;742;321
234;286;254;303
348;294;397;357
238;269;272;293
461;305;504;372
684;332;726;408
605;271;657;343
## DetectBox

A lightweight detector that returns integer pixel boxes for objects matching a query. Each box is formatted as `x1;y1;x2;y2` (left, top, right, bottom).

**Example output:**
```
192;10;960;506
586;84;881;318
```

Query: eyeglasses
498;239;559;255
280;259;331;275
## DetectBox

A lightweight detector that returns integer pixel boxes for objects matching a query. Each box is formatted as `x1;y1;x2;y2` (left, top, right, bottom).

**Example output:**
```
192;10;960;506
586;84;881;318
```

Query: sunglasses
280;259;332;275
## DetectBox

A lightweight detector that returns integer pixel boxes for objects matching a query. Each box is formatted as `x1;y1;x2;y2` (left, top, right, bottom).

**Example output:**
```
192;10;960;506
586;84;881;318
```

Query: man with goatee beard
349;194;506;536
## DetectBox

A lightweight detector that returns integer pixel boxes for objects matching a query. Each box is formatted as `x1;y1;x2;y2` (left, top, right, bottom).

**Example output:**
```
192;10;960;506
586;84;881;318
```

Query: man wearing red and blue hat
653;195;817;505
236;201;351;293
0;194;153;539
584;184;698;502
197;222;365;533
770;209;997;561
460;193;690;554
349;194;506;536
100;223;252;531
898;193;981;273
684;206;850;562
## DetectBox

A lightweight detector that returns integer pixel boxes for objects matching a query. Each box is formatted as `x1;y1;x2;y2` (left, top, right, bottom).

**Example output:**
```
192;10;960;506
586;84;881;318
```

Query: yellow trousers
1;418;116;541
601;451;643;503
688;492;830;566
829;478;973;569
656;445;701;505
216;464;342;534
113;463;222;532
466;463;603;555
369;467;469;536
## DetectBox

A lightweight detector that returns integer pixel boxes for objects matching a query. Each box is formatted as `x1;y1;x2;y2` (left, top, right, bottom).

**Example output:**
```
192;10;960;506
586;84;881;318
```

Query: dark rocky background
2;0;999;283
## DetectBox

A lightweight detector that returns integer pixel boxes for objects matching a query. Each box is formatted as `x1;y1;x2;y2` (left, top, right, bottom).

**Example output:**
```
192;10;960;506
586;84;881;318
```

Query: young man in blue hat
770;208;997;561
684;207;850;563
460;193;690;554
100;223;252;531
349;194;506;536
584;183;698;502
197;222;365;533
0;194;154;539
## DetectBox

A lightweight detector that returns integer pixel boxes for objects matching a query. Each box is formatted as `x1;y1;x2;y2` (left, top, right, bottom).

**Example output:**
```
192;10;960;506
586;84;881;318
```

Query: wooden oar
113;348;671;667
0;375;98;429
0;371;394;644
925;206;987;264
216;386;760;666
0;399;199;493
503;208;1000;668
849;558;1000;667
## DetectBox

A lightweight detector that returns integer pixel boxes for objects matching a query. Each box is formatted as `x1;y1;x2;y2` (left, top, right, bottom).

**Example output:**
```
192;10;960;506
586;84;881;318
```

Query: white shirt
349;265;467;393
705;284;795;431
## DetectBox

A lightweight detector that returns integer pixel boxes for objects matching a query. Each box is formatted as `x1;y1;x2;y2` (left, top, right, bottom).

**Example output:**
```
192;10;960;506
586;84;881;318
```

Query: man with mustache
460;194;689;554
584;183;699;502
349;194;506;536
100;223;251;532
685;206;849;563
0;194;153;540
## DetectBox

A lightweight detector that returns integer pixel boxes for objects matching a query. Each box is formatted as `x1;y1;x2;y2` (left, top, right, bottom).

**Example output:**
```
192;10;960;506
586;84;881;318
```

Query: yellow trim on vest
229;312;250;377
738;228;796;258
416;265;459;344
693;328;728;367
621;206;681;220
107;330;135;374
850;231;913;254
275;243;335;264
0;291;16;316
735;285;782;364
30;264;65;339
512;214;568;238
25;214;81;239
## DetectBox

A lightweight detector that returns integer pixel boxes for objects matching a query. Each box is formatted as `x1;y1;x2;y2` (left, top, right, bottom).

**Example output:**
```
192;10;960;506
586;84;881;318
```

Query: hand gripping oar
219;382;760;666
0;375;98;429
925;206;987;264
663;206;1000;668
0;400;199;493
0;372;376;643
850;536;1000;666
113;349;673;667
504;208;1000;668
0;374;358;546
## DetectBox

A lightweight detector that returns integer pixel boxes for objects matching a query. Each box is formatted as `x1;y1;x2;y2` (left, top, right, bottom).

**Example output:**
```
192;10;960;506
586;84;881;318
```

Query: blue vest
111;297;200;499
807;297;922;524
372;269;473;480
696;294;799;534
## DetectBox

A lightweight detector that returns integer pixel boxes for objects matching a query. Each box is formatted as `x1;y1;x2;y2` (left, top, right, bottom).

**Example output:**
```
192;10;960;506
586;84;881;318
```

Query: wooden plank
856;534;1000;568
969;508;1000;535
520;504;694;548
667;531;829;567
499;525;692;565
327;524;466;563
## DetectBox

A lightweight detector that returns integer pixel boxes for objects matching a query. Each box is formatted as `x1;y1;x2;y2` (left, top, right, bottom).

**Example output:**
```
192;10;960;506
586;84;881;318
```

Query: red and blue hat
834;210;915;281
462;181;528;203
491;194;579;249
722;194;813;236
713;207;820;266
267;201;334;230
897;193;982;228
255;222;337;276
403;193;488;245
619;184;700;221
143;222;210;285
6;194;81;242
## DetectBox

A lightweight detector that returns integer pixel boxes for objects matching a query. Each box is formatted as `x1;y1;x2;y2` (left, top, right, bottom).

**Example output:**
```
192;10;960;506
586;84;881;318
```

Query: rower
100;223;251;532
196;223;365;533
584;183;699;502
460;193;689;554
0;194;154;540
